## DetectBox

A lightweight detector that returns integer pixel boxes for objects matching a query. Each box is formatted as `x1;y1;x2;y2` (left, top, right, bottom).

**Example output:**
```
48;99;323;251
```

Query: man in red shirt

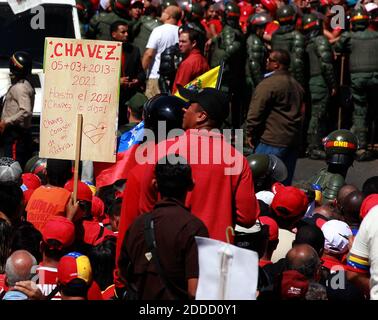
172;28;209;94
139;86;260;242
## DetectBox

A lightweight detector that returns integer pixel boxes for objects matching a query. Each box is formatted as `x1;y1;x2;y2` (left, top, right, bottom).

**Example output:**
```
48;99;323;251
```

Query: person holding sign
0;52;35;169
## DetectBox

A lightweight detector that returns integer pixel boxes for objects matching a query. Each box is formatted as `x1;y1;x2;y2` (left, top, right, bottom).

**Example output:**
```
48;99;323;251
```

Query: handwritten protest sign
40;37;122;162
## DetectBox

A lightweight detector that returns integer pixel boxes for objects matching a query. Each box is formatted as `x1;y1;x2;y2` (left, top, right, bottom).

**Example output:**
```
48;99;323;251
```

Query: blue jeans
255;142;298;186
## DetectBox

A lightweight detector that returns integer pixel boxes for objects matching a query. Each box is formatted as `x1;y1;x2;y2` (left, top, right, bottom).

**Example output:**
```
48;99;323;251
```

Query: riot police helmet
323;129;358;167
247;154;288;191
302;13;322;33
276;4;296;25
350;6;369;30
9;51;32;78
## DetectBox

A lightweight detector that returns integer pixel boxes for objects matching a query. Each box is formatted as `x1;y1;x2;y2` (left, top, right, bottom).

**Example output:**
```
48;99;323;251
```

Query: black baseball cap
178;85;230;123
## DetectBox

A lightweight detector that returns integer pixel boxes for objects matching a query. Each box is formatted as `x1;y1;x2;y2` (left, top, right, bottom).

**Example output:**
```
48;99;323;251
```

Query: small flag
174;64;224;101
117;121;145;153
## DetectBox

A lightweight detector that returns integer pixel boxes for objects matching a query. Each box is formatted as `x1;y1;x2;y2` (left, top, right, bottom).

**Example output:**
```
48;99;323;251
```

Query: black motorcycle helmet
323;129;358;167
143;94;187;140
9;51;32;78
276;4;296;26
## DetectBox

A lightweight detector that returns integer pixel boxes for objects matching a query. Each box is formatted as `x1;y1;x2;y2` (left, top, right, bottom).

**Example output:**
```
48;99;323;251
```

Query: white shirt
145;23;179;79
349;205;378;299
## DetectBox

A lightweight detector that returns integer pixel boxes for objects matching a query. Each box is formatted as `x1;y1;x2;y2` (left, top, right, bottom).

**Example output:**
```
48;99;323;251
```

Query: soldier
131;6;162;56
303;13;337;160
246;13;272;91
0;52;35;169
207;1;246;128
271;4;306;85
76;0;95;38
86;0;131;40
242;12;272;139
158;42;181;94
334;7;378;161
182;2;207;53
308;129;358;204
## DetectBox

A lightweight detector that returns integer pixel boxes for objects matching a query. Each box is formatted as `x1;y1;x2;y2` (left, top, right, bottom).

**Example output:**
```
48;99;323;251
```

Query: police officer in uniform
208;1;246;128
308;129;358;204
334;7;378;161
303;13;337;160
87;0;131;40
0;52;35;169
132;8;162;56
271;4;306;85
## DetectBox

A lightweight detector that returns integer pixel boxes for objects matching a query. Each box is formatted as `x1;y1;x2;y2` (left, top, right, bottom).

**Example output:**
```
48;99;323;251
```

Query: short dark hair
41;239;69;261
273;49;291;68
181;28;201;45
59;278;89;298
11;221;43;263
155;155;193;199
108;198;122;218
110;20;128;36
0;184;23;225
362;176;378;196
0;219;12;273
46;159;73;187
88;237;116;291
293;224;325;256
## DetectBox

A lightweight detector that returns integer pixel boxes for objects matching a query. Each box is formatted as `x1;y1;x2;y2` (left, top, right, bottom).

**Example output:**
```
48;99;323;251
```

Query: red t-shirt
139;129;260;242
172;49;210;94
208;19;223;35
321;255;345;272
26;186;71;232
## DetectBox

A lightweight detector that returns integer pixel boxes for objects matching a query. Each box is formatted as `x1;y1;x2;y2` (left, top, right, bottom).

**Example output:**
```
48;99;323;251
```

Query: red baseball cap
360;194;378;220
64;179;93;202
21;173;41;204
42;216;75;248
280;270;309;300
259;216;279;241
57;252;92;286
271;183;309;219
91;196;105;222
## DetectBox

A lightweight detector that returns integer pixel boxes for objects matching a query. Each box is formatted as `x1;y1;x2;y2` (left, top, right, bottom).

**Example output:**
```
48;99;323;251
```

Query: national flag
174;63;224;100
94;122;145;189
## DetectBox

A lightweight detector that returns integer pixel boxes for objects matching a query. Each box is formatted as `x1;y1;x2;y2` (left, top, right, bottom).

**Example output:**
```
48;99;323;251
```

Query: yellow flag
174;64;223;101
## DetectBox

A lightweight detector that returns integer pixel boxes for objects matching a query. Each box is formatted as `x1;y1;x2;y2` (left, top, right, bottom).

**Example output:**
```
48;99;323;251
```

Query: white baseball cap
321;220;352;255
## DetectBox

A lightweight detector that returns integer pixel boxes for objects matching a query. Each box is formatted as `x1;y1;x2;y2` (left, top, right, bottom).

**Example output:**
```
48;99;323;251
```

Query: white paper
8;0;42;14
195;236;259;300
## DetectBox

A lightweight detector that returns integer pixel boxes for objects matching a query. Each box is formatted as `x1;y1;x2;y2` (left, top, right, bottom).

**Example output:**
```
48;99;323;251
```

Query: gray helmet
247;154;288;191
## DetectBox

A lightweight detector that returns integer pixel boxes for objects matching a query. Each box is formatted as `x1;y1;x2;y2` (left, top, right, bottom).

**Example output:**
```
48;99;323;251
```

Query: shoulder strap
143;213;186;299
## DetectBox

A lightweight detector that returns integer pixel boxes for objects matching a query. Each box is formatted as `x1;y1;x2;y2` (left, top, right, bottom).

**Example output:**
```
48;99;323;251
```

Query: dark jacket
246;70;304;148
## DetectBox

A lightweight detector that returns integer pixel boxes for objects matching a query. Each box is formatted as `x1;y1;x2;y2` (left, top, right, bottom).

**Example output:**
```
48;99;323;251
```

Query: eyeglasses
267;57;277;63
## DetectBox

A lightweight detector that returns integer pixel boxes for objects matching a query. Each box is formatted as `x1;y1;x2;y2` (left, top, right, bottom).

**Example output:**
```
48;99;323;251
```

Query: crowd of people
1;0;378;301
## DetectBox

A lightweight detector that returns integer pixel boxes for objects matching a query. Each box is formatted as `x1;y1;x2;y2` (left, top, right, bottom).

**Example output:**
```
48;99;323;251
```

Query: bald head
162;5;182;23
343;190;365;224
286;244;320;280
312;203;343;221
337;184;358;208
5;250;37;287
